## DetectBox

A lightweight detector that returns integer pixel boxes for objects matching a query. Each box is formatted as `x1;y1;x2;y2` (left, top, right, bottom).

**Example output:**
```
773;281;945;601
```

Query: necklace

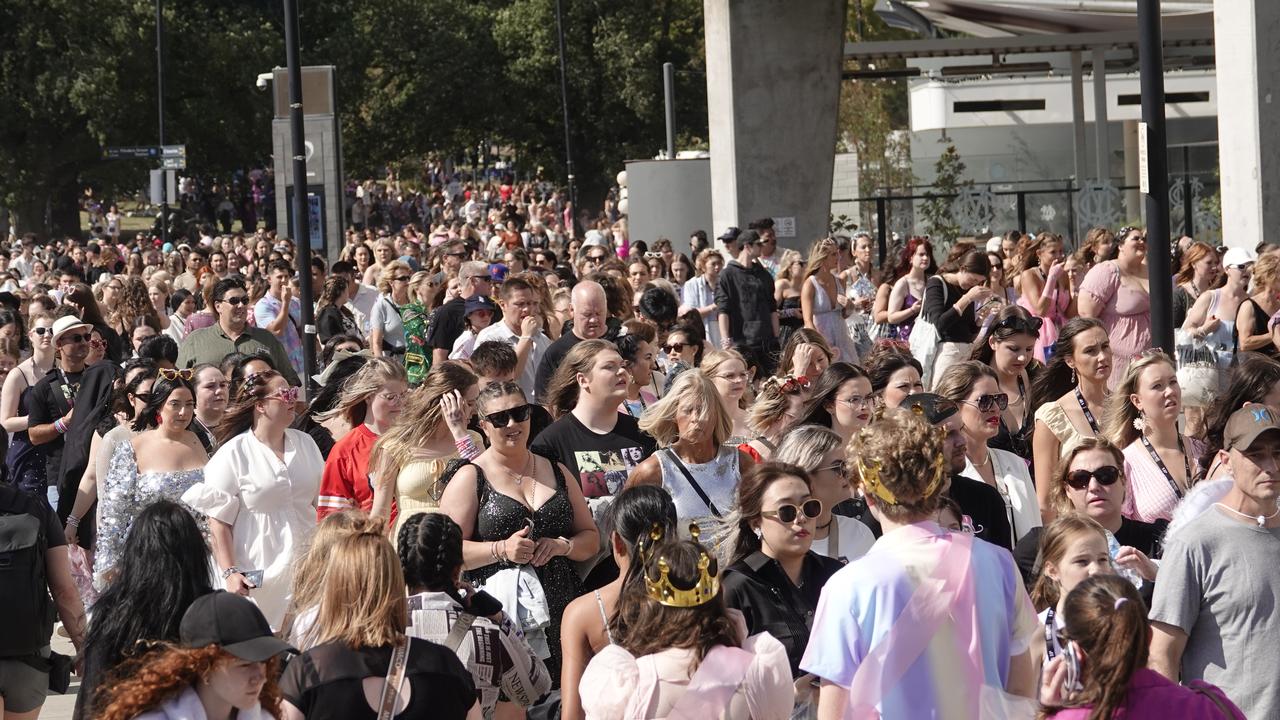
503;450;534;487
1214;502;1280;528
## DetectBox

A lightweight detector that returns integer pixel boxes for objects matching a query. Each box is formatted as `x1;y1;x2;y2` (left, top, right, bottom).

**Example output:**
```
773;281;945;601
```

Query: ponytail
1049;575;1148;720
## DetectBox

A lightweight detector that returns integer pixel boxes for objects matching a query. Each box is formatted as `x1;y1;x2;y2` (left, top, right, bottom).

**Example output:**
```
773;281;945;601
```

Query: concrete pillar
1070;51;1088;241
1092;48;1111;182
1123;120;1142;222
704;0;848;251
1214;0;1280;247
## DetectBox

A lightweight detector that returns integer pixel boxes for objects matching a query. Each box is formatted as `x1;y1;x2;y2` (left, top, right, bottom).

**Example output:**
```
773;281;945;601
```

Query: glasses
835;394;871;408
266;387;300;404
820;461;849;478
394;275;412;283
662;342;689;353
159;368;196;382
585;254;608;263
483;403;532;426
762;499;823;524
716;372;749;383
1066;465;1121;491
220;296;250;306
960;393;1009;412
60;333;90;345
377;391;406;403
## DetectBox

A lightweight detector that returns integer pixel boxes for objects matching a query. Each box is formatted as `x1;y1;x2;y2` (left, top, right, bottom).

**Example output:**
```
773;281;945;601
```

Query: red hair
892;237;937;282
96;644;283;720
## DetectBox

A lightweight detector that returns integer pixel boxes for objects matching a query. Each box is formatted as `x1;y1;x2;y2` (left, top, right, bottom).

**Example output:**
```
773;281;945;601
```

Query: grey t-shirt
1149;507;1280;719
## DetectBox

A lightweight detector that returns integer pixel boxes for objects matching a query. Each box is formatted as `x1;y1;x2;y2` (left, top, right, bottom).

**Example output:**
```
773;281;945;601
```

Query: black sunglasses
961;393;1009;413
994;315;1043;335
483;403;532;427
1066;465;1121;491
60;333;90;345
32;327;51;336
585;254;608;262
220;296;250;306
394;275;412;282
762;499;823;524
662;342;688;353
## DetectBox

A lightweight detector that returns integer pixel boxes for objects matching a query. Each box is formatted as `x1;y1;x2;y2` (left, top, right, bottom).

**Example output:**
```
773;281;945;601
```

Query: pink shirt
1079;261;1151;389
1121;437;1204;524
1050;669;1244;719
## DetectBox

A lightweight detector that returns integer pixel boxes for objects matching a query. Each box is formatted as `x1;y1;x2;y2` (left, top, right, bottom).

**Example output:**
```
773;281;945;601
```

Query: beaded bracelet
455;435;481;460
66;515;80;528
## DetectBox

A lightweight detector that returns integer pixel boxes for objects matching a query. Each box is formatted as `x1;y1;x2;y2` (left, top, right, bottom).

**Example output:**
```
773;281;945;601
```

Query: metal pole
1138;0;1173;355
1067;179;1078;248
1092;47;1111;182
1183;145;1194;238
875;196;888;264
554;0;577;232
663;62;676;159
1016;192;1027;233
156;0;168;248
283;0;316;389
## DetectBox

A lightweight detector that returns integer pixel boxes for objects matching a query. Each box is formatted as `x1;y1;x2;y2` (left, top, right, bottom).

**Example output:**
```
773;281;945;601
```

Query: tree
920;141;968;246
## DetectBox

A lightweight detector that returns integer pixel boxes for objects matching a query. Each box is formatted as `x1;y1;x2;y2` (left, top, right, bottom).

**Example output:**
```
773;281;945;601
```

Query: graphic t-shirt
530;412;656;498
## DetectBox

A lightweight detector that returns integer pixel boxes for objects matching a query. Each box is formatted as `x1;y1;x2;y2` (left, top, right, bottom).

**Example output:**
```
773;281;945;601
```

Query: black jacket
715;259;777;344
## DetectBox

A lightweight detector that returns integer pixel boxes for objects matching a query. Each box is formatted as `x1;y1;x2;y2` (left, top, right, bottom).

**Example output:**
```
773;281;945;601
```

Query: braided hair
397;513;464;602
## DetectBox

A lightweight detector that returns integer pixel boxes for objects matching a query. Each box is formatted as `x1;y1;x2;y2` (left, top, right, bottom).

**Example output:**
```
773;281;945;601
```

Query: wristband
455;436;481;460
54;418;68;434
518;335;533;341
221;566;242;580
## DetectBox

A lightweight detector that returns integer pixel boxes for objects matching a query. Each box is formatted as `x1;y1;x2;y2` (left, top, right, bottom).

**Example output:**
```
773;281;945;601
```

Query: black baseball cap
717;227;741;243
902;393;960;425
180;591;295;661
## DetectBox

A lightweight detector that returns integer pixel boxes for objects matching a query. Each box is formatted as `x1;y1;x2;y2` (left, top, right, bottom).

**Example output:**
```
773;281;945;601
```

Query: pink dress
1017;270;1070;362
1080;261;1151;389
1050;669;1244;719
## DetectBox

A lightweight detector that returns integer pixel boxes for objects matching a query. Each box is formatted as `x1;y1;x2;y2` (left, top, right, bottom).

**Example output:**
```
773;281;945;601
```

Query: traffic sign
104;146;160;160
161;145;186;158
161;156;187;170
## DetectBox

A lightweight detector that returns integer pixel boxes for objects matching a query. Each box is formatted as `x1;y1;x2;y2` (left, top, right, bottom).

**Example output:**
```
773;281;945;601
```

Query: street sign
160;145;186;158
161;156;186;170
104;146;160;160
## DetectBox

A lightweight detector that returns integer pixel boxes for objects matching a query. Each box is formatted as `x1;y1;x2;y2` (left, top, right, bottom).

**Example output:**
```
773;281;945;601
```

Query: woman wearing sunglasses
183;370;324;630
722;462;844;712
773;425;876;563
972;305;1041;461
935;361;1041;547
94;370;208;587
1013;437;1161;593
438;380;598;684
0;312;56;496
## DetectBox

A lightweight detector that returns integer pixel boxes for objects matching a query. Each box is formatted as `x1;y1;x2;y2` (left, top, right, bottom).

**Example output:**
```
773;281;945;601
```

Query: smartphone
242;570;264;588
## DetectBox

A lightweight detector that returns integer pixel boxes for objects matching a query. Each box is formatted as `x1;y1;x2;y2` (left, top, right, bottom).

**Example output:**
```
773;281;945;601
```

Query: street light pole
554;0;577;234
155;0;168;248
1138;0;1173;355
282;0;316;390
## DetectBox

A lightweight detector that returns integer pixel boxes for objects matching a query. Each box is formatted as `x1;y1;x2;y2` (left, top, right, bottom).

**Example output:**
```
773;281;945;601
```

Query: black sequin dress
462;457;580;684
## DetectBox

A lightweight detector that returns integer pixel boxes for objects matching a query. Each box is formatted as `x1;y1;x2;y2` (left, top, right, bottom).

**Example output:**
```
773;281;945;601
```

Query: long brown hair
109;276;161;333
96;645;283;720
723;462;812;567
215;369;284;446
1044;575;1148;720
544;339;619;418
369;361;477;480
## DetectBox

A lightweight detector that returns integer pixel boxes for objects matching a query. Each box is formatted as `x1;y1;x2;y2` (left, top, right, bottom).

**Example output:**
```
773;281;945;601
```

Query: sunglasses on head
994;315;1043;335
962;393;1009;413
1066;465;1121;491
483;403;532;427
159;367;195;382
762;499;823;524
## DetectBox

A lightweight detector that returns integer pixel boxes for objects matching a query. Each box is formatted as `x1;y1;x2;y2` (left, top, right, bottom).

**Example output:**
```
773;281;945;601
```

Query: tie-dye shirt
801;522;1037;720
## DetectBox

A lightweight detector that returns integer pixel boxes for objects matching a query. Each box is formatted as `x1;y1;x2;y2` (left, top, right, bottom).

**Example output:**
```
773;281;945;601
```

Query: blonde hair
288;510;384;648
694;248;723;274
638;370;731;447
317;357;406;426
1253;252;1280;294
801;238;839;281
773;424;843;472
370;361;477;481
376;260;412;295
701;349;752;410
1102;351;1176;448
407;270;434;303
747;376;805;437
846;408;946;522
312;530;407;649
776;250;804;282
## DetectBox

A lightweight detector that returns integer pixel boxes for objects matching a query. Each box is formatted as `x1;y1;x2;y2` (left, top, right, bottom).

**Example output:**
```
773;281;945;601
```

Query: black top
534;329;582;400
317;305;358;343
851;474;1013;552
1234;298;1279;358
715;259;777;344
530;412;656;498
1013;516;1165;589
0;482;64;549
54;361;120;536
723;550;845;677
280;639;476;720
922;276;979;343
1172;286;1195;330
28;366;81;504
426;296;466;352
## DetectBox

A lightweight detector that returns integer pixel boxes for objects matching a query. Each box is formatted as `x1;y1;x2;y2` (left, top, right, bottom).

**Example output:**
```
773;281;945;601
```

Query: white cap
985;236;1004;254
1223;247;1258;268
582;229;609;248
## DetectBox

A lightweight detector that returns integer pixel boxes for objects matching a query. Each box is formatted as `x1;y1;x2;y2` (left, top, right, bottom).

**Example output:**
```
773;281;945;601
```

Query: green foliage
920;141;968;244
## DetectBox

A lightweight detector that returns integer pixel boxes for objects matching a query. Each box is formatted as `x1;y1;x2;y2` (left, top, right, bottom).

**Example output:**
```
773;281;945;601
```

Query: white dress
182;428;322;629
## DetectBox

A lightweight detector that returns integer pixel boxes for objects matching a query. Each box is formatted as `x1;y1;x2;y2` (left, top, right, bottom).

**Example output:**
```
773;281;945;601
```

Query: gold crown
640;524;721;608
856;451;947;506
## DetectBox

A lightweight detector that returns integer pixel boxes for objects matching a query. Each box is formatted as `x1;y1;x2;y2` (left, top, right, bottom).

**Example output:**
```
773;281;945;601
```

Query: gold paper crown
856;449;947;505
640;523;721;608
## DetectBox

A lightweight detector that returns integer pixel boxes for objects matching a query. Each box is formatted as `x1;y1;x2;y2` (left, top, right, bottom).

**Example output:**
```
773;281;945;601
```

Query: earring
753;527;762;540
155;413;163;425
1069;367;1077;386
1132;413;1146;434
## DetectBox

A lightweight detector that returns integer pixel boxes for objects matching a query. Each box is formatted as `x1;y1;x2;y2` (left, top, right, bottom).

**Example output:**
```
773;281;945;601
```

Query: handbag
376;637;411;720
909;279;947;389
47;651;73;693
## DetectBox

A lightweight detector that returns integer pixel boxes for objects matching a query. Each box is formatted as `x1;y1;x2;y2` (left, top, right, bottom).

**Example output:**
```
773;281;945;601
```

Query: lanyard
1140;434;1190;500
1074;387;1101;435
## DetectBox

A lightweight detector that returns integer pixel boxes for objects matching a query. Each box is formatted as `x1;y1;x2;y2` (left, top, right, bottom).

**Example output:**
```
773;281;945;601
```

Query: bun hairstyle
847;407;946;522
398;513;465;601
1051;575;1149;720
1029;514;1108;612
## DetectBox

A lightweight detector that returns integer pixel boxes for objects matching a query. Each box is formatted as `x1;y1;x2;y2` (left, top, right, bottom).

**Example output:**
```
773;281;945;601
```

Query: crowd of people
1;205;1277;720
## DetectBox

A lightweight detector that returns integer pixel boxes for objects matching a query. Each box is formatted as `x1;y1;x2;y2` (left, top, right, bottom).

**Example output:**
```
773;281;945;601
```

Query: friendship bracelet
54;418;68;434
455;436;481;460
65;515;80;528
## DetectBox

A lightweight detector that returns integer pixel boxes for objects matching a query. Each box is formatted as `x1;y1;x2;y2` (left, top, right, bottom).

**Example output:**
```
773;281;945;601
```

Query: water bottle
1106;529;1143;590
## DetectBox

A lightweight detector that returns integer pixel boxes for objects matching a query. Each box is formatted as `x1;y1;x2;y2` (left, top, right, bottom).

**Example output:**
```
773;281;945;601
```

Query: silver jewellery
1215;502;1280;528
505;451;534;487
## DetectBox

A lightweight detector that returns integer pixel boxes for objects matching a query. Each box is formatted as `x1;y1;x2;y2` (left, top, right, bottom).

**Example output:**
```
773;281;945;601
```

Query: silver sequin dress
95;439;205;589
